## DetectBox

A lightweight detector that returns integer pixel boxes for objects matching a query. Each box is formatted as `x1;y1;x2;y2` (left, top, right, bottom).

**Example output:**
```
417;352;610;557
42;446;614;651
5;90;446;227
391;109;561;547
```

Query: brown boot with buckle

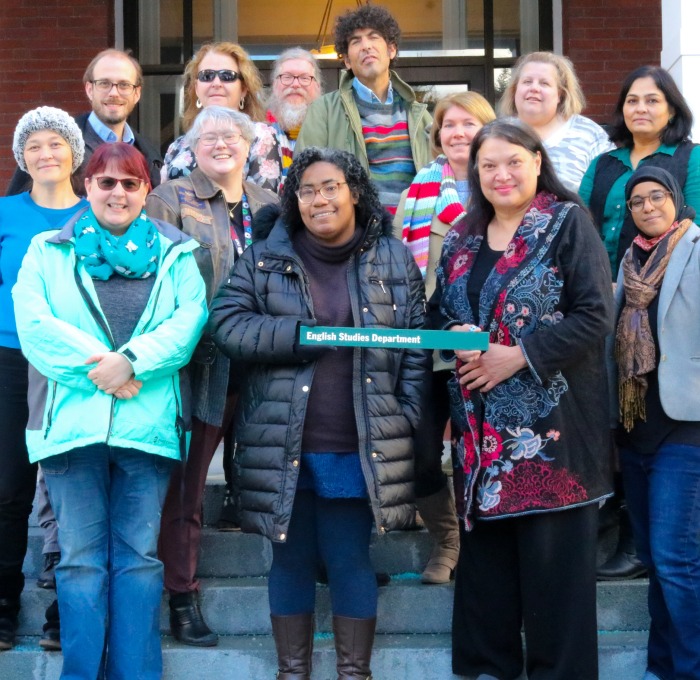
270;613;314;680
333;615;376;680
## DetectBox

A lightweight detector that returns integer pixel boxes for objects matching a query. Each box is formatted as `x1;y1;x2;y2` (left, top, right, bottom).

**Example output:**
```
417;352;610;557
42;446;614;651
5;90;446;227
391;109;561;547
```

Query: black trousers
414;369;451;499
452;503;599;680
0;347;36;601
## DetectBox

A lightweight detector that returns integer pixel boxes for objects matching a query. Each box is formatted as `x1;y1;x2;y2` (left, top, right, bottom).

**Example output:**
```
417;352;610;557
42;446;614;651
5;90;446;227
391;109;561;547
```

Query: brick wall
0;1;666;189
563;0;662;125
0;1;113;190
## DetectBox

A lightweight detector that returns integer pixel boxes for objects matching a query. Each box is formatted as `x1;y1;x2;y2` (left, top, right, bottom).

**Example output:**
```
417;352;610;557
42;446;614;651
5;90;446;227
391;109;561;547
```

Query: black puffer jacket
209;205;429;542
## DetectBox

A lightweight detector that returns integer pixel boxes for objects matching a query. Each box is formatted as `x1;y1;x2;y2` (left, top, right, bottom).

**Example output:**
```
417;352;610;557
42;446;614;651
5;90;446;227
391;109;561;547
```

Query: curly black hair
281;147;384;232
333;4;401;67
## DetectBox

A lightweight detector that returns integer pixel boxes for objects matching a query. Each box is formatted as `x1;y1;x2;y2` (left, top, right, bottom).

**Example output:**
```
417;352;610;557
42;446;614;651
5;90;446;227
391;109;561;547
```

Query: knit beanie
12;107;85;173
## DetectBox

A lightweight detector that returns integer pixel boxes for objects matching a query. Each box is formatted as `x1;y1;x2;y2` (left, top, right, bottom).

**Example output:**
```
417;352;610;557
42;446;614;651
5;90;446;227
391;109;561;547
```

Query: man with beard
265;48;322;188
5;49;162;195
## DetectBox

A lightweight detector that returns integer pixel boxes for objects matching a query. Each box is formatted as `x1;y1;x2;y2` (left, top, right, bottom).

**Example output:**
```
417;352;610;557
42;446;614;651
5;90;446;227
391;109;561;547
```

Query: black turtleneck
292;226;365;453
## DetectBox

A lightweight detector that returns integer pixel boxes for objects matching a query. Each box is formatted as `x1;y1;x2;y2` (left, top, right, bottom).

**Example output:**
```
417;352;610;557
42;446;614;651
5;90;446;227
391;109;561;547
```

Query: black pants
414;369;451;499
452;503;599;680
0;347;36;601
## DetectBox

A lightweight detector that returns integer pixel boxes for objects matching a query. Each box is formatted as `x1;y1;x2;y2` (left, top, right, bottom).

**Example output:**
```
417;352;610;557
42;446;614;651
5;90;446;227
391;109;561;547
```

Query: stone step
0;631;648;680
16;578;650;637
23;526;435;580
28;477;228;530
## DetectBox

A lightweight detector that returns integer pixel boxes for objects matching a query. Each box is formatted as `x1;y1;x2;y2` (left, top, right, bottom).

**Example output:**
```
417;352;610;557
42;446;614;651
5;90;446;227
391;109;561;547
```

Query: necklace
227;200;241;221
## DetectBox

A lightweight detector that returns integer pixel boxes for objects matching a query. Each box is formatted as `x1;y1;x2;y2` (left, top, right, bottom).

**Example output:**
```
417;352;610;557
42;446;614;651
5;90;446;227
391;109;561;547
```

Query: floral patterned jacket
432;192;615;528
161;121;283;194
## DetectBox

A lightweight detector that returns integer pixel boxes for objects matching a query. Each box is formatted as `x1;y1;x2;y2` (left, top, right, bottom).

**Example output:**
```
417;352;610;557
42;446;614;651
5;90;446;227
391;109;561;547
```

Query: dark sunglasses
197;69;241;83
94;176;144;192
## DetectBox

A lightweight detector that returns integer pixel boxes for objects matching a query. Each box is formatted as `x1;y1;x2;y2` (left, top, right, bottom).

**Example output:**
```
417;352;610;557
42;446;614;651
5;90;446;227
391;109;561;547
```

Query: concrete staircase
2;481;650;679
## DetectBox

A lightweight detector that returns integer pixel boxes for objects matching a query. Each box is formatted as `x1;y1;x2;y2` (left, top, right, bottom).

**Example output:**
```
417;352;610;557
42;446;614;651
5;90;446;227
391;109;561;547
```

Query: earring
196;98;202;109
239;96;245;111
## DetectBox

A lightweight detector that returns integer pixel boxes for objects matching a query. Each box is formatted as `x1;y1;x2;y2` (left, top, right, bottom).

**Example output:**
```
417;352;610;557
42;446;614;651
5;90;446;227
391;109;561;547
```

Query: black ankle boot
169;592;218;647
0;598;20;651
39;599;61;651
37;552;60;590
597;504;647;580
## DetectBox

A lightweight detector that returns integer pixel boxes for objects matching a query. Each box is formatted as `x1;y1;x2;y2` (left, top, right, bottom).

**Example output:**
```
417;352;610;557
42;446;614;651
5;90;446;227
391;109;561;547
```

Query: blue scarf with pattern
74;208;159;280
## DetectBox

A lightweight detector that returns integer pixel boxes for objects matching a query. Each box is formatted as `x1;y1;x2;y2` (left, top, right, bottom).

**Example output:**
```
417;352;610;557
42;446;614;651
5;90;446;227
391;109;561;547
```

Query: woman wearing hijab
612;166;700;680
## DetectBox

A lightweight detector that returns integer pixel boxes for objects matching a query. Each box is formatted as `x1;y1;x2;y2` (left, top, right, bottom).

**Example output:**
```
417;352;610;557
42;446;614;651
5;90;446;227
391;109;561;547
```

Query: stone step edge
11;630;650;651
3;632;649;680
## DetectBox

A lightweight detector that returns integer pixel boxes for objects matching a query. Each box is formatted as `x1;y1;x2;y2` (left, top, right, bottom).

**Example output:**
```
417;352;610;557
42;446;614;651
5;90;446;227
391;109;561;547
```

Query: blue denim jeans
620;443;700;680
42;444;174;680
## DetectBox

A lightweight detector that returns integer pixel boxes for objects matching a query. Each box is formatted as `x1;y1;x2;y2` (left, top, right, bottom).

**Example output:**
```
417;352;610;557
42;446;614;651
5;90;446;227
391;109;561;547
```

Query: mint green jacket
13;210;208;463
295;70;432;172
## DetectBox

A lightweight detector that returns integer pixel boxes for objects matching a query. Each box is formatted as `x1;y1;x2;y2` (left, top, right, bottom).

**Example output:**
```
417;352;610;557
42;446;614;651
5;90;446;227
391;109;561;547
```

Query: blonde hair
431;91;496;157
498;51;585;120
182;42;265;132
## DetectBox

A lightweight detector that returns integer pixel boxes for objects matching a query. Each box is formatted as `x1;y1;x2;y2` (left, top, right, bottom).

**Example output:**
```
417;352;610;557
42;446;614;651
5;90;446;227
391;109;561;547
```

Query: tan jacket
145;169;278;425
146;169;278;303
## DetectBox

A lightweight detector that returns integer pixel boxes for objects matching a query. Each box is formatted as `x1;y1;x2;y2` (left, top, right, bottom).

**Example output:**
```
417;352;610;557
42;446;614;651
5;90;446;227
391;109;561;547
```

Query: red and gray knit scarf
401;155;467;276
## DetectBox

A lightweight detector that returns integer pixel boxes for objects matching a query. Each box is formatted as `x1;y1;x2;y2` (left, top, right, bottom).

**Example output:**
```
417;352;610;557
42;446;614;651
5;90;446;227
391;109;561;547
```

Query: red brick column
562;0;662;125
0;0;113;190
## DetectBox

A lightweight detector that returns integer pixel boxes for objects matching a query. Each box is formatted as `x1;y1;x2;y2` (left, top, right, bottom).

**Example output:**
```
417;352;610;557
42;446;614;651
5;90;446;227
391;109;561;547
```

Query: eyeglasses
627;190;672;213
93;176;144;192
197;69;241;83
198;131;243;147
91;79;138;95
296;182;347;204
277;73;316;87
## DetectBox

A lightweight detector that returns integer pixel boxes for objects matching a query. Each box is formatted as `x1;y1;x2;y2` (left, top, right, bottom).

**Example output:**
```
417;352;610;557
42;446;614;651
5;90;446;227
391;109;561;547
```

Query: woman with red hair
13;143;207;679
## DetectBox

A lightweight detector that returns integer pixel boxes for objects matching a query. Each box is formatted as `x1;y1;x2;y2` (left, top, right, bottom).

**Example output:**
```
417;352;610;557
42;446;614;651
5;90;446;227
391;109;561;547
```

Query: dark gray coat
209;207;429;542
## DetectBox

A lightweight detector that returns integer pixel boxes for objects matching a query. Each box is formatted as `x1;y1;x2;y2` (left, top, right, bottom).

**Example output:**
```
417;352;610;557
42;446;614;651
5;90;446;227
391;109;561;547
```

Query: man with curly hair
296;4;432;215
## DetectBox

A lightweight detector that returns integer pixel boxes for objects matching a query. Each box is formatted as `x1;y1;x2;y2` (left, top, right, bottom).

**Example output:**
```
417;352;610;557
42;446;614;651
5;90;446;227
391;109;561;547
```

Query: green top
579;143;700;275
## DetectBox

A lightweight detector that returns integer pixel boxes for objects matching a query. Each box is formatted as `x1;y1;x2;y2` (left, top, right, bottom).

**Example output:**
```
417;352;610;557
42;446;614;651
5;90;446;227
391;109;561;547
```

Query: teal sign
299;326;489;351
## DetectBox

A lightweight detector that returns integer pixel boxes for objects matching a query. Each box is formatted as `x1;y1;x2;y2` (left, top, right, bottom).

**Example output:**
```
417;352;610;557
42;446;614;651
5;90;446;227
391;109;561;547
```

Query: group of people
0;3;699;680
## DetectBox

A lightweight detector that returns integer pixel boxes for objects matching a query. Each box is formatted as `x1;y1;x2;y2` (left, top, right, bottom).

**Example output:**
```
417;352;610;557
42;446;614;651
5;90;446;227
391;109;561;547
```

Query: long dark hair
281;147;384;233
608;65;693;147
466;118;582;232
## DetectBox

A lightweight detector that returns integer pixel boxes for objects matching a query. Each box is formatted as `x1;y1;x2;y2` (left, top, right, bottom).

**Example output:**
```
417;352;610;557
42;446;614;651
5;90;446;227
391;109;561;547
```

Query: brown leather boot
415;485;460;584
270;613;314;680
332;615;376;680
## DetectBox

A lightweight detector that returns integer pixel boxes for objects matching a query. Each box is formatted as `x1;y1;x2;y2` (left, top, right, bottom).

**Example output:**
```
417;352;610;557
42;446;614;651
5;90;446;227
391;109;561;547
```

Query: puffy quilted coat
209;206;429;542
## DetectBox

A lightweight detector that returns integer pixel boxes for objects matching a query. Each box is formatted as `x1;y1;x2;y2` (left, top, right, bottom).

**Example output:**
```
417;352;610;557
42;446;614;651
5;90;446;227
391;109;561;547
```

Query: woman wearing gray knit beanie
0;106;87;652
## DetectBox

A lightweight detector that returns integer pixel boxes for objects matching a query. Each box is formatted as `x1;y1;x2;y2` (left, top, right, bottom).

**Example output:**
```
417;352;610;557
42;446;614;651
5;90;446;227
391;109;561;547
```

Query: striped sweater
355;94;416;214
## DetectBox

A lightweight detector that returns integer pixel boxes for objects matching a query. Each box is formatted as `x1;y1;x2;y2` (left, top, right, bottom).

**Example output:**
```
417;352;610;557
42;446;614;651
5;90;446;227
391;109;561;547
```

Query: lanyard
229;193;252;257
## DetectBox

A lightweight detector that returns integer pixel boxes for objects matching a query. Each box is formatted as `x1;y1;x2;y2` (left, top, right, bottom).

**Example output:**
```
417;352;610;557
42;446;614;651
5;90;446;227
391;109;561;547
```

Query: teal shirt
579;143;700;275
